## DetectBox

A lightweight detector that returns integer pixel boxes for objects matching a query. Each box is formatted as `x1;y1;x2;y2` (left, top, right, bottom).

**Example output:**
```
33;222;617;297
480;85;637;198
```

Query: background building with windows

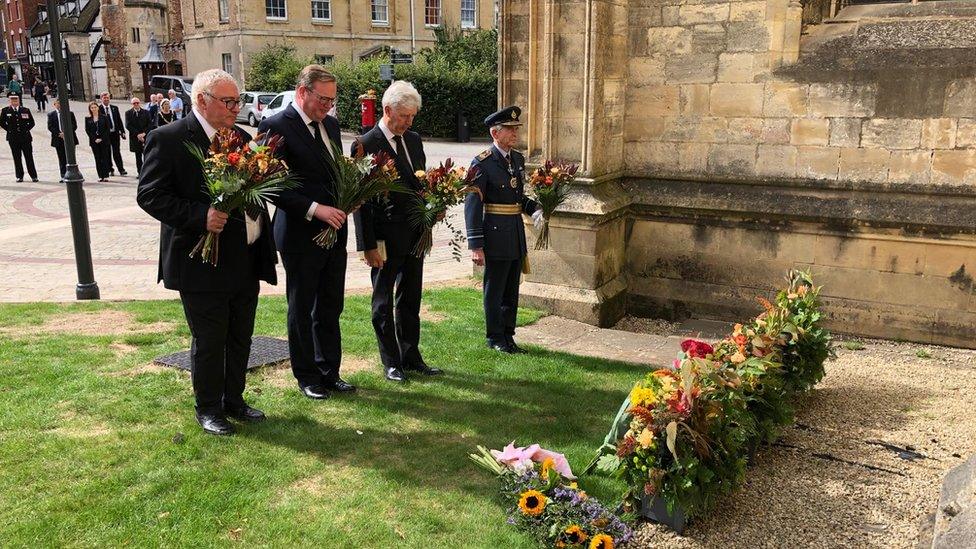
2;0;41;82
182;0;496;88
27;0;185;100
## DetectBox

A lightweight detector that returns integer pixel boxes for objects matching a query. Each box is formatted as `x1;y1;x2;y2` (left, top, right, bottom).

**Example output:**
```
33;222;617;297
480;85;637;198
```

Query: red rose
680;339;714;358
227;152;241;166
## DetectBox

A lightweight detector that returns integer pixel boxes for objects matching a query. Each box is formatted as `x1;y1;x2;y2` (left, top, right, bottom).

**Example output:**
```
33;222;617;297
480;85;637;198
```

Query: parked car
148;75;194;109
237;91;276;127
260;91;296;122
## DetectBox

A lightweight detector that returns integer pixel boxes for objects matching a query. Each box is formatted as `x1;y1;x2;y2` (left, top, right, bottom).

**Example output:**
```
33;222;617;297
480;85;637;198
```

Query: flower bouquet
587;270;834;531
527;160;579;250
470;442;632;548
186;129;297;266
408;158;480;259
313;148;403;249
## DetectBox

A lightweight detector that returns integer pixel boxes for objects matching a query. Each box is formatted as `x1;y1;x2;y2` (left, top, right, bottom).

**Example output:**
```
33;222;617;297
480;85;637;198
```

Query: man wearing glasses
137;69;279;436
258;65;353;401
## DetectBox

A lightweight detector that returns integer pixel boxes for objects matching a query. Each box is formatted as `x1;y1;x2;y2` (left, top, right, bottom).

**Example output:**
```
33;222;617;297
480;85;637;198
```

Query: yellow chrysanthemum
637;428;656;449
564;525;588;544
629;384;657;407
589;533;614;549
541;457;555;481
518;490;547;516
414;170;426;179
731;351;746;364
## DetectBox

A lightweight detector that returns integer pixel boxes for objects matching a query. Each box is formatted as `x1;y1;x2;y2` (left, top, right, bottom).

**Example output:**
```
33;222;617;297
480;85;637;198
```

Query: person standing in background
0;94;38;182
48;99;78;181
125;97;152;174
99;92;128;176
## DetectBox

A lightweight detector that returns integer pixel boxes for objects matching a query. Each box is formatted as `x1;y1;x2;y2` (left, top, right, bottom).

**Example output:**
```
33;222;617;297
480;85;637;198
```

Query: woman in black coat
85;101;112;181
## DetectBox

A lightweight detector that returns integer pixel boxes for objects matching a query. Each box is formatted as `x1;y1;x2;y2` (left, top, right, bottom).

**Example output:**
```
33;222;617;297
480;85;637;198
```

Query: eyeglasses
204;92;241;110
304;86;336;105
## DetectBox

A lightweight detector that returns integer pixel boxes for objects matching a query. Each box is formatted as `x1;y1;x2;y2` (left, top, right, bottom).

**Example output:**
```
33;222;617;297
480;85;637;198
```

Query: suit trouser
133;149;144;174
179;276;260;415
108;131;125;173
370;252;425;368
282;246;347;386
483;257;522;344
9;141;37;180
91;142;111;179
53;143;66;177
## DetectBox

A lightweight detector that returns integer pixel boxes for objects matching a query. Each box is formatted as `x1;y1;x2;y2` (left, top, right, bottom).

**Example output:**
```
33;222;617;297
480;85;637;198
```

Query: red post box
358;89;378;134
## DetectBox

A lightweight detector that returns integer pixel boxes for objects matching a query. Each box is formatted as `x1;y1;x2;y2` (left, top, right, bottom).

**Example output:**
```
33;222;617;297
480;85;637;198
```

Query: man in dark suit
125;97;152;174
0;94;38;182
464;106;542;354
99;92;127;176
258;64;354;400
47;99;78;180
137;69;278;436
352;81;442;383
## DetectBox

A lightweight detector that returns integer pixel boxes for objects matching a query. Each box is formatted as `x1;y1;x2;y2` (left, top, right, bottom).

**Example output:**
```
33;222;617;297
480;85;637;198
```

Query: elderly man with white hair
167;89;184;119
351;80;442;383
137;69;279;435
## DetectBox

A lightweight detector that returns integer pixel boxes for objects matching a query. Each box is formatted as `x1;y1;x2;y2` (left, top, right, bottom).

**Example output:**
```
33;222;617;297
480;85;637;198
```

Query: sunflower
589;533;614;549
564;524;588;544
540;457;555;481
518;489;547;516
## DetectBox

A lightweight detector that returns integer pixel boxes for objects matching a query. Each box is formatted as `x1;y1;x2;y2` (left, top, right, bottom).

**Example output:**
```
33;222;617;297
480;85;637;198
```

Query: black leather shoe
385;366;407;382
196;412;235;436
16;178;22;182
488;341;517;354
31;178;38;182
226;404;266;423
327;379;356;393
119;170;128;176
298;383;330;400
406;362;443;376
506;340;529;354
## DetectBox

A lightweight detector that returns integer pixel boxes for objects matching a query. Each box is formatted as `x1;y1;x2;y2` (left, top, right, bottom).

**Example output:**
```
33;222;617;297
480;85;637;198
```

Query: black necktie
392;135;415;187
104;105;114;131
311;121;332;159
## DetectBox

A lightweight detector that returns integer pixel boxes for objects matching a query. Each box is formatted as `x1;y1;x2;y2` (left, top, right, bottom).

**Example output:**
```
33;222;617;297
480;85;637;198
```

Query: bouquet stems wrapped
527;160;579;250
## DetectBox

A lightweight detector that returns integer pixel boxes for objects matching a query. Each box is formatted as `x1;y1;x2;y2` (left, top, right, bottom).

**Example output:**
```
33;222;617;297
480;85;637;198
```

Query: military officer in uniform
0;95;38;182
464;106;543;354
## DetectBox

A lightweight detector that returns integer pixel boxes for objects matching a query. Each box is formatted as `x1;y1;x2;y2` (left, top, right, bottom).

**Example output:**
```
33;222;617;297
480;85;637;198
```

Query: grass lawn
0;286;647;547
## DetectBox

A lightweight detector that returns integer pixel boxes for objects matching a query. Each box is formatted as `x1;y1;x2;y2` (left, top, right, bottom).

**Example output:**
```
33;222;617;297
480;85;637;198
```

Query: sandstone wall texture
502;0;976;347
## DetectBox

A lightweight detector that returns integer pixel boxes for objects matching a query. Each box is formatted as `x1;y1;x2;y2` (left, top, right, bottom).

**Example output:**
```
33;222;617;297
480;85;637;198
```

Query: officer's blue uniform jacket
464;145;538;261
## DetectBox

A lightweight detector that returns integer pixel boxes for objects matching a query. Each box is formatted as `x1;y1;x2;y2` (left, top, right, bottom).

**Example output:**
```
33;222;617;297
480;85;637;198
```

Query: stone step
932;454;976;549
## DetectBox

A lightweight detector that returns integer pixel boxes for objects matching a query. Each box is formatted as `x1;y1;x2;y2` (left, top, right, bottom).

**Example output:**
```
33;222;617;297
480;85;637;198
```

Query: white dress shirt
194;107;261;245
378;118;414;170
291;103;336;222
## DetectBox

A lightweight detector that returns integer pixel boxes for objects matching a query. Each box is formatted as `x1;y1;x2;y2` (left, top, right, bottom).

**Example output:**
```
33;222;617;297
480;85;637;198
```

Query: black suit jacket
84;116;111;148
136;112;278;291
99;103;125;137
48;110;78;148
124;108;152;152
0;106;35;143
351;125;426;257
257;104;343;255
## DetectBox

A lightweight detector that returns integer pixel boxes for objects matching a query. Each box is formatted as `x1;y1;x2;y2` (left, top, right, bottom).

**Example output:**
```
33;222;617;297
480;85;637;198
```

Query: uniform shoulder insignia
476;149;492;161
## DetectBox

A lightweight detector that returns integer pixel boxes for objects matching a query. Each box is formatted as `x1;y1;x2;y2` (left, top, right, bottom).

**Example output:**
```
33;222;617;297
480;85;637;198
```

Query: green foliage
246;29;498;138
329;27;498;138
420;27;498;72
245;43;310;93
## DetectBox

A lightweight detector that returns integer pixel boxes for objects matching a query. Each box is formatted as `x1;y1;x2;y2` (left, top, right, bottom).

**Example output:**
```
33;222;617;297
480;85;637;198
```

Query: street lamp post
47;0;99;300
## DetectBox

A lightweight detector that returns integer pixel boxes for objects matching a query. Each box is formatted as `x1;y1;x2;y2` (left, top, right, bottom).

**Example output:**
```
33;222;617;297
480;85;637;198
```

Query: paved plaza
0;100;484;303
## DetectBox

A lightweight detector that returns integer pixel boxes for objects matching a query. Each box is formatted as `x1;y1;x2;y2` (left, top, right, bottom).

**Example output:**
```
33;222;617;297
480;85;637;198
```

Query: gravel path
625;338;976;548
